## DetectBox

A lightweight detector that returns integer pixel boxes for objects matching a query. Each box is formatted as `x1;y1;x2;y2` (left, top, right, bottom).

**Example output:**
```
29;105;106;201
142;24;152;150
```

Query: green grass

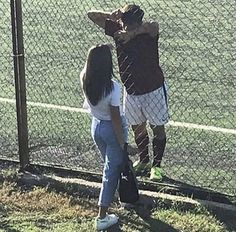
0;165;233;232
0;0;235;196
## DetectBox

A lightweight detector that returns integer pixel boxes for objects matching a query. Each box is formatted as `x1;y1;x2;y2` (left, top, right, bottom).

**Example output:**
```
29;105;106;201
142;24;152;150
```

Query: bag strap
120;143;129;172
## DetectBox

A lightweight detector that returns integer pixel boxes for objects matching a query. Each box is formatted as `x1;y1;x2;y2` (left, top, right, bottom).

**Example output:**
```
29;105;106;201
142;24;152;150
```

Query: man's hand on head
110;9;123;21
114;30;131;44
114;21;159;44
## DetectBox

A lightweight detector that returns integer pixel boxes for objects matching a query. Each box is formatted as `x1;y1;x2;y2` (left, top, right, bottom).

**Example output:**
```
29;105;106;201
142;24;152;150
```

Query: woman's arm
110;105;125;149
110;105;138;155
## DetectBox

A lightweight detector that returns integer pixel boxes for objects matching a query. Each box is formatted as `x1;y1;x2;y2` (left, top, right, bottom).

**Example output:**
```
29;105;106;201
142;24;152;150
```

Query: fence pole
10;0;29;171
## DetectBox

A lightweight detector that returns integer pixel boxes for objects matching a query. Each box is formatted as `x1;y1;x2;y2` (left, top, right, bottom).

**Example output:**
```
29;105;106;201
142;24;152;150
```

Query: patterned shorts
124;83;169;126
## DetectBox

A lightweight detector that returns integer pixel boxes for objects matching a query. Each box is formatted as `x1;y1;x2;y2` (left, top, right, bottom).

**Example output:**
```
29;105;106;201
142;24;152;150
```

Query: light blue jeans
91;116;128;207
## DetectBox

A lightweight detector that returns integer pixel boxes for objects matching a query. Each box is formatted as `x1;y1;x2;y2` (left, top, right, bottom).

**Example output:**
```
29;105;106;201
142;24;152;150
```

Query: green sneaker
133;161;151;175
150;167;164;181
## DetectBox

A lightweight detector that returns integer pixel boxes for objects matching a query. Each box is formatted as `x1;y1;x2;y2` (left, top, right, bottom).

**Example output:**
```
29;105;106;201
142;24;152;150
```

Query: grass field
0;183;230;232
1;165;235;232
0;0;235;196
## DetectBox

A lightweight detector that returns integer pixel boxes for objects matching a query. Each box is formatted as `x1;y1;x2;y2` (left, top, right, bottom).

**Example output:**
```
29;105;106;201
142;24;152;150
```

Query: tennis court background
0;0;235;196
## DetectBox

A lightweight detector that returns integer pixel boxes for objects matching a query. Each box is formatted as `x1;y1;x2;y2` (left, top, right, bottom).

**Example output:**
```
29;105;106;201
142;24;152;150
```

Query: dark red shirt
105;19;164;95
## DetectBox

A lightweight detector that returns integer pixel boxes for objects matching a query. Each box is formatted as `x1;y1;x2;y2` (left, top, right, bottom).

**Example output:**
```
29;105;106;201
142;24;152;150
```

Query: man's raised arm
87;9;122;29
114;21;159;43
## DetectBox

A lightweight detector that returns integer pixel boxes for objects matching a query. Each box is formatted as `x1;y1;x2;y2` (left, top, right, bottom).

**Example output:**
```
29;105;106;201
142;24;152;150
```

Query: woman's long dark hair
82;45;114;106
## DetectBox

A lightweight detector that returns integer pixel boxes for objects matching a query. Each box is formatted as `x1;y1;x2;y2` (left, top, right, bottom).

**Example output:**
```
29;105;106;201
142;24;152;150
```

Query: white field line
1;97;236;135
168;121;236;135
0;97;88;113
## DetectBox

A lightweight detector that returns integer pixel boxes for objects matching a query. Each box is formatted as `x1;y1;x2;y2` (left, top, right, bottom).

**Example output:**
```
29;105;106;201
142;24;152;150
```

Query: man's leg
149;124;166;181
150;124;166;168
125;91;150;173
132;123;149;164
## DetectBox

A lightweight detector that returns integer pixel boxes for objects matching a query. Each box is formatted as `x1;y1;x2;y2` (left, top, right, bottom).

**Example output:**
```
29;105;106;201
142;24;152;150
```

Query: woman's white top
83;79;123;120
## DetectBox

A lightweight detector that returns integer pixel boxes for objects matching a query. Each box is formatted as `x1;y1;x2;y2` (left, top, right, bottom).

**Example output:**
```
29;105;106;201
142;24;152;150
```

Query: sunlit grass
0;175;229;232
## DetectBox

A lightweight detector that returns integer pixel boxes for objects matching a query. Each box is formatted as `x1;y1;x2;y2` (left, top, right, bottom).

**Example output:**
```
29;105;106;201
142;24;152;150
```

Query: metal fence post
10;0;29;171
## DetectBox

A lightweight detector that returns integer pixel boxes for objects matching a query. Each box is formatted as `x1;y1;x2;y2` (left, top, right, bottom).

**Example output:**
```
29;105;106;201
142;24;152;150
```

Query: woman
81;44;134;231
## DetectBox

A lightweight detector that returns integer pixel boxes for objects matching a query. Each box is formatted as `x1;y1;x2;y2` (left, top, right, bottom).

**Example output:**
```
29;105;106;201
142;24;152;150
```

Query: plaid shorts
124;83;169;126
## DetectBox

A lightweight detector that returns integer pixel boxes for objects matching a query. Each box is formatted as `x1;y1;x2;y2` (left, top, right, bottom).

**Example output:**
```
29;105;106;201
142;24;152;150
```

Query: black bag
118;146;139;204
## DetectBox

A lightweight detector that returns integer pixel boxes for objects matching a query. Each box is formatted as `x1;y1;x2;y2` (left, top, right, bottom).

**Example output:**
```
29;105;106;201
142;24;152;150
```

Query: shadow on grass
0;225;21;232
146;218;179;232
209;208;236;232
102;217;179;232
17;173;180;232
107;199;179;232
17;170;236;232
0;207;20;232
134;204;179;232
0;224;20;232
112;209;179;232
161;177;236;231
138;175;234;205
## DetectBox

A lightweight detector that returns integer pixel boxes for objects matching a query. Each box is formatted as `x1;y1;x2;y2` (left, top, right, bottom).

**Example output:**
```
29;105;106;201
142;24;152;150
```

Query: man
87;4;169;181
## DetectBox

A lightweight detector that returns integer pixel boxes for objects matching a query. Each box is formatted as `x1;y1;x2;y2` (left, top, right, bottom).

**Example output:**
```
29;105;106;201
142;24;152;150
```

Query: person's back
81;44;137;231
83;80;122;120
116;33;164;95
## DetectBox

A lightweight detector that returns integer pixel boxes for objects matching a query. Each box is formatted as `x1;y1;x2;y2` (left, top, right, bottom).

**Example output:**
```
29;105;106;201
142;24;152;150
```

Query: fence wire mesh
1;0;235;196
0;1;18;160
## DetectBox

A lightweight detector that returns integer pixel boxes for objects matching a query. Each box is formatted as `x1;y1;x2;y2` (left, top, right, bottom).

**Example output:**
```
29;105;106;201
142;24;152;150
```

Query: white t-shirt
83;80;123;120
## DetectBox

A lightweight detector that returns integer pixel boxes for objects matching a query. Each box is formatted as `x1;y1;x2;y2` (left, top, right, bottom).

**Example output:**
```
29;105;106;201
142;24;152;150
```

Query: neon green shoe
133;161;151;175
150;167;164;181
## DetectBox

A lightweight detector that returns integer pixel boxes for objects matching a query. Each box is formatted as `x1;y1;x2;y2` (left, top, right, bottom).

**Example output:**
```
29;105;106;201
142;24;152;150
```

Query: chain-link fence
1;0;235;197
0;1;18;160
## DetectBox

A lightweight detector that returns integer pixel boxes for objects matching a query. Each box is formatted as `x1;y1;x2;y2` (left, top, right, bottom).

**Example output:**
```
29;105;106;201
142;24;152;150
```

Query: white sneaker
95;213;119;231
